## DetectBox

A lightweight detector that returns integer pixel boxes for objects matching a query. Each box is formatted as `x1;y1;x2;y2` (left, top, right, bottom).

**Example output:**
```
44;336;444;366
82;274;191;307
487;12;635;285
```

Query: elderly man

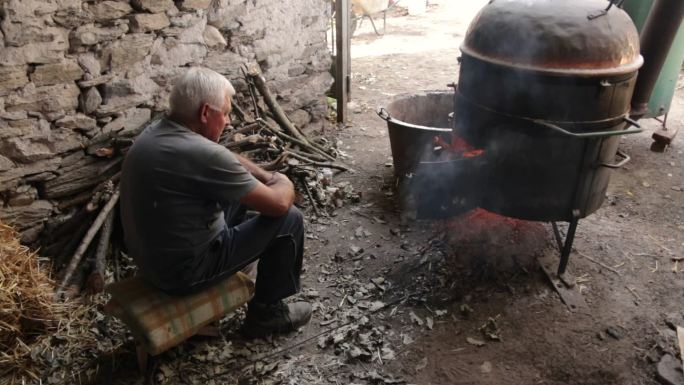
120;67;311;338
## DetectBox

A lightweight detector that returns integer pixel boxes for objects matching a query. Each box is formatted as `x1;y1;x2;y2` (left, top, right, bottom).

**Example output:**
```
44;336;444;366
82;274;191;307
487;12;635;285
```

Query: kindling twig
86;210;115;294
231;99;253;123
57;189;120;294
247;68;307;143
299;175;321;217
241;66;261;121
284;151;349;172
257;118;337;162
577;250;622;276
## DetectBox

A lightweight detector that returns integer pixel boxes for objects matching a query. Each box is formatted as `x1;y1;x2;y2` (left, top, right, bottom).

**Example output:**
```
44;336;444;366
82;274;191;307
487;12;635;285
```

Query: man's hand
266;172;292;188
235;154;272;183
236;155;295;217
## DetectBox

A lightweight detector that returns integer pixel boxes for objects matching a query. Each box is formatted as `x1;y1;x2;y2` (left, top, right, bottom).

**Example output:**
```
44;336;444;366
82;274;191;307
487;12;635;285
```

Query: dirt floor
95;2;684;384
306;1;683;384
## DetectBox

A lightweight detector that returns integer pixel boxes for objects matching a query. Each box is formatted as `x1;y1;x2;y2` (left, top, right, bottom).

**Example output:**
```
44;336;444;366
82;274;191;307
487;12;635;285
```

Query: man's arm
236;154;295;217
234;154;273;184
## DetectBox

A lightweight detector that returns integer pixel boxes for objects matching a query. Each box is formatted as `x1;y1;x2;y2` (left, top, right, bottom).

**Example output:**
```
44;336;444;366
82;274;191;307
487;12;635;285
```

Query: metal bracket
538;250;587;312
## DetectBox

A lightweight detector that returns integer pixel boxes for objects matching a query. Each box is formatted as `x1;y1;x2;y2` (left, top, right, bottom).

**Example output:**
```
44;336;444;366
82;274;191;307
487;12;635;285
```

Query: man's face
201;91;232;142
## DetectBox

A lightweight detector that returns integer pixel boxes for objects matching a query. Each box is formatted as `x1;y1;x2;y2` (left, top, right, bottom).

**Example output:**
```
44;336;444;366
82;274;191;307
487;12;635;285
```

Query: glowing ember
433;134;484;159
440;208;549;276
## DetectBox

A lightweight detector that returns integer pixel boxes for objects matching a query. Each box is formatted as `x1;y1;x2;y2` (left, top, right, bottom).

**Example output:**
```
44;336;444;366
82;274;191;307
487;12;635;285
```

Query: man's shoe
241;300;312;339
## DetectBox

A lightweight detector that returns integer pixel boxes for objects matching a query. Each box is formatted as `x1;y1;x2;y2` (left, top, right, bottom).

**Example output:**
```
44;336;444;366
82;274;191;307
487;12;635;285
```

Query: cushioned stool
103;272;254;371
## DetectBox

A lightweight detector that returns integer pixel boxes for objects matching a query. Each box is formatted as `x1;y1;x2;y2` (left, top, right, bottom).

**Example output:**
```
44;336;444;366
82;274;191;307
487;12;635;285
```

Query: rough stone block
100;74;159;103
0;155;15;172
203;25;227;49
129;13;171;32
178;0;212;11
70;23;129;48
100;33;155;73
77;53;102;76
86;1;134;21
153;38;207;67
104;108;152;135
78;74;115;88
0;137;54;163
207;0;248;30
0;38;68;66
96;94;149;117
5;83;80;116
0;65;29;96
2;0;56;20
53;7;94;29
31;60;84;87
2;21;64;48
0;200;54;231
131;0;175;13
288;64;306;77
1;117;47;139
0;158;62;191
55;114;98;131
203;50;246;77
0;110;28;121
165;14;206;43
50;128;85;154
169;12;202;28
80;87;103;115
289;109;311;128
7;185;38;206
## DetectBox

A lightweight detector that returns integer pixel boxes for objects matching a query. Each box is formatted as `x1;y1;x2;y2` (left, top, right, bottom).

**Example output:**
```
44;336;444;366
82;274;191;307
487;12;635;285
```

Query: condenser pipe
630;0;684;118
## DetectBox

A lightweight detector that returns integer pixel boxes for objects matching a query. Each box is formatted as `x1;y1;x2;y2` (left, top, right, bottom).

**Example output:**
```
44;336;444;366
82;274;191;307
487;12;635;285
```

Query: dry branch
247;68;308;142
57;189;120;293
86;210;115;294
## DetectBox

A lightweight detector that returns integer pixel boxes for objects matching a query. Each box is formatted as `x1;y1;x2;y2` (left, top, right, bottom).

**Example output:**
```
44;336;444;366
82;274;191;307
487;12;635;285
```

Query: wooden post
335;0;350;123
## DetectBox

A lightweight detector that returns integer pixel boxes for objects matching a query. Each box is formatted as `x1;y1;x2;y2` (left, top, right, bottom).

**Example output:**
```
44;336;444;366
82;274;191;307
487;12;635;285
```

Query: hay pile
0;221;61;378
0;221;127;384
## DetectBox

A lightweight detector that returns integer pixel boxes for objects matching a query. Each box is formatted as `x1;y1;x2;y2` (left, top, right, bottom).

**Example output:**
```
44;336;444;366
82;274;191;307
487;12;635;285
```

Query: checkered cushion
104;273;254;355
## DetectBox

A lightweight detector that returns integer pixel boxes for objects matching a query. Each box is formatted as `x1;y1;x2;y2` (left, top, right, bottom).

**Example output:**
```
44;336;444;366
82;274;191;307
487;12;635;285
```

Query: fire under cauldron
379;0;644;276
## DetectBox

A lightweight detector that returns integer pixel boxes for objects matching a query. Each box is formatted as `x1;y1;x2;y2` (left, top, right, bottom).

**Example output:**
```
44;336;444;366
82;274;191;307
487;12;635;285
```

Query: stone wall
0;0;333;243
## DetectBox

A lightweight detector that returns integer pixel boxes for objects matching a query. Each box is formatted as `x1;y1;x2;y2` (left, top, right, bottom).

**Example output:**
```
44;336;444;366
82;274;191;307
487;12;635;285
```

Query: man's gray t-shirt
120;118;257;291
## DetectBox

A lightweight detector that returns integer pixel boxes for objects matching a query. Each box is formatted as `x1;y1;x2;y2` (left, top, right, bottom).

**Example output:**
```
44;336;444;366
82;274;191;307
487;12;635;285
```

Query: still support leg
550;222;563;252
557;214;580;276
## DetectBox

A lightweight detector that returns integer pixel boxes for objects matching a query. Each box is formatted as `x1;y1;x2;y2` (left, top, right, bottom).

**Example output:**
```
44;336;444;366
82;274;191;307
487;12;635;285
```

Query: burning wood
433;134;484;158
441;208;548;278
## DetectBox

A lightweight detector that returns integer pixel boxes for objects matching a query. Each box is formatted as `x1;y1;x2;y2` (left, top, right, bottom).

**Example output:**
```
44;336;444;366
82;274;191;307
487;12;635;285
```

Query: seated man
119;67;311;338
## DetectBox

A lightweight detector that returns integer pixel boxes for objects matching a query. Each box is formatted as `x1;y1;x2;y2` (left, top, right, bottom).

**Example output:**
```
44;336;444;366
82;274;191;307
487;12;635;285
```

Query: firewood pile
38;67;355;297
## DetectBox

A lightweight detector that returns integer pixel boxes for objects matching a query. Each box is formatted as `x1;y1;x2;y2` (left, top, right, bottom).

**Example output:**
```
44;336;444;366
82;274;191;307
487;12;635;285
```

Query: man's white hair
169;67;236;121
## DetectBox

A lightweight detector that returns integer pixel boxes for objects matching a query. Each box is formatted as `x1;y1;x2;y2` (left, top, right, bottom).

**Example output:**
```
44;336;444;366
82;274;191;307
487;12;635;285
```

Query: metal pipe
630;0;684;118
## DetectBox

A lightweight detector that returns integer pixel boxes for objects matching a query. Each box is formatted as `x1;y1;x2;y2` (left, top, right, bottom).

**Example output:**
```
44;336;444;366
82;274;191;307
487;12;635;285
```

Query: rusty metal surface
462;0;643;76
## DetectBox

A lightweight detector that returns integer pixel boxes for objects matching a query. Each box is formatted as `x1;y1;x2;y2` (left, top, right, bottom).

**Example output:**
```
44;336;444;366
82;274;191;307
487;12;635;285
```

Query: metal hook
589;0;622;19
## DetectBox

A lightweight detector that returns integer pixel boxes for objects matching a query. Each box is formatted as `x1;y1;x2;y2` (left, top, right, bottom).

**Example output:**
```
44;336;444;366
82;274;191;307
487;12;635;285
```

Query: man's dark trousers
168;205;304;304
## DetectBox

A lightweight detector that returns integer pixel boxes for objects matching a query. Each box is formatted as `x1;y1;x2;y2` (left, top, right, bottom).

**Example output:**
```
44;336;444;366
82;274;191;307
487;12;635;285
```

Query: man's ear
199;103;210;124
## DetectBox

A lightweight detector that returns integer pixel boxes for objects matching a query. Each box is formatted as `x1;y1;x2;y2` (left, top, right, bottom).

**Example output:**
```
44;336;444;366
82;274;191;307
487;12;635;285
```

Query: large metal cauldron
378;91;488;219
453;0;644;222
379;91;453;176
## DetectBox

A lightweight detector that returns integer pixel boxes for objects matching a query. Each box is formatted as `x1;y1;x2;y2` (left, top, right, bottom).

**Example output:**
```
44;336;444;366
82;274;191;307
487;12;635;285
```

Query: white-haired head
169;67;235;123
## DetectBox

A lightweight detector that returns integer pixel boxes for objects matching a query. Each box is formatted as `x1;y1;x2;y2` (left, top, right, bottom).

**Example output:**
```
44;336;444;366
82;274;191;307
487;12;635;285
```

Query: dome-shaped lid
461;0;643;75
